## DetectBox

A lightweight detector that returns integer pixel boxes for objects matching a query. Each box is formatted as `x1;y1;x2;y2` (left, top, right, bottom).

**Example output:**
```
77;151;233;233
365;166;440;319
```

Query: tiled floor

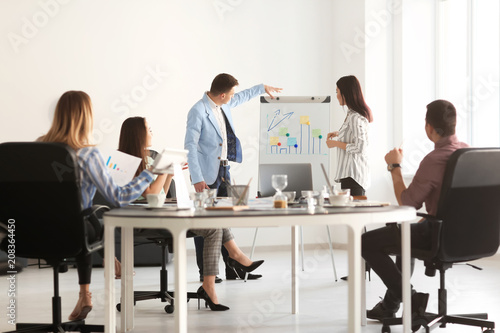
1;247;499;332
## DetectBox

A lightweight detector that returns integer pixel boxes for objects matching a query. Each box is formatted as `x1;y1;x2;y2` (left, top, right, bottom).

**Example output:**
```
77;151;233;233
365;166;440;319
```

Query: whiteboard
259;96;331;191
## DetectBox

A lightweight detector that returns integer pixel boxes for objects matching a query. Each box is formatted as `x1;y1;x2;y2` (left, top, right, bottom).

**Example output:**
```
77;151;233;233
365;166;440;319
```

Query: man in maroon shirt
363;100;469;323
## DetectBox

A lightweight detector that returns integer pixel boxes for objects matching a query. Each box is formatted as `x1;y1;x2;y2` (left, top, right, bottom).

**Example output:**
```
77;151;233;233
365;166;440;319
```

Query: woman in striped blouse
326;75;373;196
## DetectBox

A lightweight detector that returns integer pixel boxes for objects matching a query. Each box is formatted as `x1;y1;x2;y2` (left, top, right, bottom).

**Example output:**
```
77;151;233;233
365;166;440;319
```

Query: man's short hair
426;99;457;137
210;73;239;96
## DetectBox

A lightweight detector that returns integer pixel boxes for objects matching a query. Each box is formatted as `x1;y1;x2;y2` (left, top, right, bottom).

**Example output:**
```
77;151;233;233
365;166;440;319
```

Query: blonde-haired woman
40;91;155;321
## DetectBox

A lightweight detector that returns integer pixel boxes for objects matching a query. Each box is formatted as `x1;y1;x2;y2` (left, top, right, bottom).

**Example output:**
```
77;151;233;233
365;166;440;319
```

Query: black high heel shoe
226;257;264;273
196;286;230;311
225;266;262;280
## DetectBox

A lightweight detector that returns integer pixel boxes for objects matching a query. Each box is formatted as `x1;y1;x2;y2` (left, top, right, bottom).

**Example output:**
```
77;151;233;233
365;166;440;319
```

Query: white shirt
334;109;370;189
206;92;228;160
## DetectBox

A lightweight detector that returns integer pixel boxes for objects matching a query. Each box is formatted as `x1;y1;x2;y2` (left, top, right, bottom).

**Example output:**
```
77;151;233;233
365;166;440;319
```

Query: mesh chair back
436;148;500;262
0;142;86;260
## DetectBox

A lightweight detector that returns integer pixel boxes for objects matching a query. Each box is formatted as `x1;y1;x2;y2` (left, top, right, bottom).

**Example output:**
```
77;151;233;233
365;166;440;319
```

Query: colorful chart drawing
265;109;327;156
269;137;280;145
287;137;297;146
268;109;294;131
106;156;120;171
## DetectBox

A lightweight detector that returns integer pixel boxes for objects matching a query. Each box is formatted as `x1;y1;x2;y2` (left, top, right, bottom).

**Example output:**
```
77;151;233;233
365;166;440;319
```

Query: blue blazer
184;84;265;185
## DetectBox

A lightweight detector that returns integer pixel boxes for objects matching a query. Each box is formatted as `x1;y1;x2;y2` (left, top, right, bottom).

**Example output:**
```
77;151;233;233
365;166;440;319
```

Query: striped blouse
77;147;154;210
334;109;370;189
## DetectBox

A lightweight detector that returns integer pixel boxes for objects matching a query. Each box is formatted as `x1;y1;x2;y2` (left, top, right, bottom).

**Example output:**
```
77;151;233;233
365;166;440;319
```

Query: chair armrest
82;205;110;252
413;213;443;273
416;212;442;223
82;205;110;219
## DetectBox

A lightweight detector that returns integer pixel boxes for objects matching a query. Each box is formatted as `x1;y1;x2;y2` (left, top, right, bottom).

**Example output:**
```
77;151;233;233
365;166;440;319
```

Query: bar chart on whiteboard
259;96;331;191
267;113;326;155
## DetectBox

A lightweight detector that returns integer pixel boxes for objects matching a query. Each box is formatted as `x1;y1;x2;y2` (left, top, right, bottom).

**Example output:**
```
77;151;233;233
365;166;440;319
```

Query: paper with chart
259;96;331;191
99;148;142;186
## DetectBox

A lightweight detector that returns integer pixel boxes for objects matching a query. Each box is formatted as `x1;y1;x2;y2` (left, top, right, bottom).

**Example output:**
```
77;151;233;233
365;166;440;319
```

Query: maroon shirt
401;134;469;216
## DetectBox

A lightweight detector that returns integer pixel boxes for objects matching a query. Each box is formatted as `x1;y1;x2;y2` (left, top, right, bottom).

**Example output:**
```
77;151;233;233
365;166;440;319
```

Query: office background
0;0;498;251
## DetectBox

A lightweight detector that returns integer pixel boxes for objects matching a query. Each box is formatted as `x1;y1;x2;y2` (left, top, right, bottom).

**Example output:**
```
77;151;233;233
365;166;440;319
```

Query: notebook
258;163;313;199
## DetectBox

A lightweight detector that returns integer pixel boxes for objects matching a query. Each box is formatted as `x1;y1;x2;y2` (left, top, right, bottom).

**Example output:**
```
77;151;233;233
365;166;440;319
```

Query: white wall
0;0;391;249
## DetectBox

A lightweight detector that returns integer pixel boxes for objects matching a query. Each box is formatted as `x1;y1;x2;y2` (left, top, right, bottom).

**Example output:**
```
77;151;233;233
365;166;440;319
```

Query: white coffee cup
147;193;166;208
329;194;351;205
329;188;351;205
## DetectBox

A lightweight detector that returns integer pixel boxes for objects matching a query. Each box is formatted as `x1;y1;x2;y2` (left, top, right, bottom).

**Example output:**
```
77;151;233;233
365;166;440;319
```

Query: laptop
258;163;313;199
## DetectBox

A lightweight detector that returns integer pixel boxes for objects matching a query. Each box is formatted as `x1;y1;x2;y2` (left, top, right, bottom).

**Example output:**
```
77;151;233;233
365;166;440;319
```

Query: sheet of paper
173;163;192;209
151;148;188;174
215;197;274;209
99;148;141;186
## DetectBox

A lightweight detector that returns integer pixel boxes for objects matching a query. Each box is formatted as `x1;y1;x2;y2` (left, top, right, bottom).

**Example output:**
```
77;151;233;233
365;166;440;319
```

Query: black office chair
92;150;200;313
0;142;107;333
119;228;200;313
382;148;500;333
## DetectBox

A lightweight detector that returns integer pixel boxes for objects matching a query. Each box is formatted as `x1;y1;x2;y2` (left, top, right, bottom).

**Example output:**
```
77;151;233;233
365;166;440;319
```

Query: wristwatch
387;163;401;172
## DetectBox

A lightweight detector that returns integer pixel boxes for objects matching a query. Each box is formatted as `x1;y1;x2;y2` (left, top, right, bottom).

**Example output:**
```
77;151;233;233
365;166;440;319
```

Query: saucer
324;202;355;208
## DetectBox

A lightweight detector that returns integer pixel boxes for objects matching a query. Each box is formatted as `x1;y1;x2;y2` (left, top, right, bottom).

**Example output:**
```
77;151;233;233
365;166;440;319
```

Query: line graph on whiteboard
265;109;327;155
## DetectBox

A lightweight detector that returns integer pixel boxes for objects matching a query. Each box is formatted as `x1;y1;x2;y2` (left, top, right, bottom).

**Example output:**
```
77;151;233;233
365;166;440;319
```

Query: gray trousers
190;228;234;276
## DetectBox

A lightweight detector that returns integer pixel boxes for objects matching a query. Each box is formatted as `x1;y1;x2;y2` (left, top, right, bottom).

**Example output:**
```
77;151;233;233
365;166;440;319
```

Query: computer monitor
258;163;313;199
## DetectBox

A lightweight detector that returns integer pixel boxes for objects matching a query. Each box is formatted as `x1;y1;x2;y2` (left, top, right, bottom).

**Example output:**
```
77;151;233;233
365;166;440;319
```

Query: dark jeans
77;219;102;285
340;177;365;196
362;220;432;310
194;164;230;276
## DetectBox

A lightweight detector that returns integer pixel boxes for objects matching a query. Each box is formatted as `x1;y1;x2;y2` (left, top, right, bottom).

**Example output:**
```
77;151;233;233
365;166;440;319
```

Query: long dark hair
118;117;148;176
336;75;373;123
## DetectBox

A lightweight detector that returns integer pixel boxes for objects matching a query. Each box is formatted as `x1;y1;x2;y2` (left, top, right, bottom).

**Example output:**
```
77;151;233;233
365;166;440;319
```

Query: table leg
104;224;115;333
245;228;259;282
300;225;305;271
347;226;362;333
291;225;299;314
172;227;188;333
401;221;411;332
361;257;367;326
121;226;134;331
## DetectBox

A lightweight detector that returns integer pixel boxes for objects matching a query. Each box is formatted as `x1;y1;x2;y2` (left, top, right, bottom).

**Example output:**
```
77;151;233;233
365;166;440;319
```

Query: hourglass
271;174;288;208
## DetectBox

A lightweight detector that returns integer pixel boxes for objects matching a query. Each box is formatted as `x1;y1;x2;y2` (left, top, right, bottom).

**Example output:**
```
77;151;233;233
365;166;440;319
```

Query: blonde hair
40;91;94;150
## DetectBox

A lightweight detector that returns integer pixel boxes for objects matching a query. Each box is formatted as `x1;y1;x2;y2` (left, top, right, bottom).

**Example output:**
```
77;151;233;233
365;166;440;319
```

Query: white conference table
103;205;416;333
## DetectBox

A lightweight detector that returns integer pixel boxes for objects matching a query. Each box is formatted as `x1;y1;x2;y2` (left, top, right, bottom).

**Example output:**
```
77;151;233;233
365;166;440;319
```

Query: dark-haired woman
326;75;373;196
118;117;173;195
118;117;264;311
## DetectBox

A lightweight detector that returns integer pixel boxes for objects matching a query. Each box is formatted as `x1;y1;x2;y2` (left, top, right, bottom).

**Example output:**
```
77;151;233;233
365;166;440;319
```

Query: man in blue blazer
185;73;281;281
